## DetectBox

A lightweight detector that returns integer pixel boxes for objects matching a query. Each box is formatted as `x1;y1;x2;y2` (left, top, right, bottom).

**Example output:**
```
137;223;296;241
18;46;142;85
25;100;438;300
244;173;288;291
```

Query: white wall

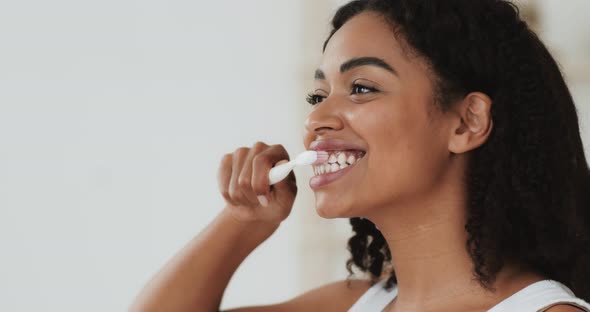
537;0;590;157
0;1;306;311
0;1;588;312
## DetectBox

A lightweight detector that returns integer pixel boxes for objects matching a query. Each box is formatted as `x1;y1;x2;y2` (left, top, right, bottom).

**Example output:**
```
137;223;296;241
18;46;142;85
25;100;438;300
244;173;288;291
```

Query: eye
351;83;378;95
306;93;326;106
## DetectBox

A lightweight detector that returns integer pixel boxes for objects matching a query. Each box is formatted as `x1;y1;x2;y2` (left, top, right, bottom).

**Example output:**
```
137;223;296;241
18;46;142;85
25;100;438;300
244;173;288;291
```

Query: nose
304;101;344;136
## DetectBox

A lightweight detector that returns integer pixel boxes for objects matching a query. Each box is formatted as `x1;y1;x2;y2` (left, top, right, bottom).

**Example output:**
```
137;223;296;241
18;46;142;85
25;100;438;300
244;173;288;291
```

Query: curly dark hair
322;0;590;300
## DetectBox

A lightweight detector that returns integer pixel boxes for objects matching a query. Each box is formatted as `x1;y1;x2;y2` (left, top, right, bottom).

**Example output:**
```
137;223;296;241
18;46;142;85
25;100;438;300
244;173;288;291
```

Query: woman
131;0;590;311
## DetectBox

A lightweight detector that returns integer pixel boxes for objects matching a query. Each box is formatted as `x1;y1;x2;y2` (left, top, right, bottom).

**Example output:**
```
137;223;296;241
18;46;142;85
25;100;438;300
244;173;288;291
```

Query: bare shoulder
288;278;373;310
221;279;373;312
545;304;588;312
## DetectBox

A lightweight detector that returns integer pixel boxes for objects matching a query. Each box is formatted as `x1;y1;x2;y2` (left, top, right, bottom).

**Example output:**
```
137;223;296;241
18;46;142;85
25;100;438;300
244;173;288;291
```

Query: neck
365;159;543;310
371;175;479;302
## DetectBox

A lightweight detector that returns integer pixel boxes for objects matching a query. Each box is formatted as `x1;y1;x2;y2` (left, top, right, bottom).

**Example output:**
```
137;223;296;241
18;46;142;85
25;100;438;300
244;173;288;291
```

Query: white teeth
337;153;346;165
313;151;365;176
347;154;356;164
330;163;339;172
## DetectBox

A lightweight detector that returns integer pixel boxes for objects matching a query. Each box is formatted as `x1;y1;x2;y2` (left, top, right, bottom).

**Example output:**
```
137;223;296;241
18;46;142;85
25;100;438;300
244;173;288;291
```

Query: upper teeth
313;150;365;176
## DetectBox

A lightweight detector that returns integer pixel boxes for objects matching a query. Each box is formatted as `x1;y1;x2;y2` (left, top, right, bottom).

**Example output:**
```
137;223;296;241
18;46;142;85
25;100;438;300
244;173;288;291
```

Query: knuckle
220;154;232;165
237;176;250;188
271;143;286;152
235;147;249;155
271;144;289;159
270;143;281;150
253;141;268;150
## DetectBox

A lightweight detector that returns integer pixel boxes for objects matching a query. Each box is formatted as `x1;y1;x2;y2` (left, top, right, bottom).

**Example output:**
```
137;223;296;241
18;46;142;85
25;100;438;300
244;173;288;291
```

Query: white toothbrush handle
268;161;295;185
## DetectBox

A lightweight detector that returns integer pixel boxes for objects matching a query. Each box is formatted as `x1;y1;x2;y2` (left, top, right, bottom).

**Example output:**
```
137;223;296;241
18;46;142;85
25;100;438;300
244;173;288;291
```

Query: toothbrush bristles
312;151;329;165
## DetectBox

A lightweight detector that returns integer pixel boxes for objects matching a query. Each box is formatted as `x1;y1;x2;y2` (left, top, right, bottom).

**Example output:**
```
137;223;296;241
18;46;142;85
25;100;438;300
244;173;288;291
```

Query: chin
314;199;357;219
315;206;340;219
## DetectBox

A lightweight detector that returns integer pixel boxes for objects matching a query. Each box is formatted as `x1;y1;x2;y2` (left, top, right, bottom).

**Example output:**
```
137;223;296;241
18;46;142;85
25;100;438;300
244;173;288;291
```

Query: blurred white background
0;1;588;311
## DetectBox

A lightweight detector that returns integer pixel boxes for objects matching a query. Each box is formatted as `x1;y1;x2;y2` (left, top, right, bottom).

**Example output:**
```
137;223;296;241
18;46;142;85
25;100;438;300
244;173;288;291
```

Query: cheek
359;101;447;205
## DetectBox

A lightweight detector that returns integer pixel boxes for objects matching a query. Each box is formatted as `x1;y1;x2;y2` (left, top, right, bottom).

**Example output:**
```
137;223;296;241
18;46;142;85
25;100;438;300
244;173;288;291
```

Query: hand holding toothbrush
217;142;328;225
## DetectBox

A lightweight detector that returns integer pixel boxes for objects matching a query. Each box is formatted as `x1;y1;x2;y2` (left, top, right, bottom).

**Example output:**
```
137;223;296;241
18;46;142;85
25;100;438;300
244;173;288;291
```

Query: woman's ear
448;92;494;154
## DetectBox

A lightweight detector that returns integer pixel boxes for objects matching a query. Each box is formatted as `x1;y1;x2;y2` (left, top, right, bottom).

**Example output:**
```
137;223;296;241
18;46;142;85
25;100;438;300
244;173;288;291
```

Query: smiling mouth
312;150;366;176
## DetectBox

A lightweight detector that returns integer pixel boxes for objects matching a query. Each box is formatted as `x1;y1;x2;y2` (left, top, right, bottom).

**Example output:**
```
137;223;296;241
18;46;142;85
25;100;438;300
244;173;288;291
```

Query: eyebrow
314;56;399;80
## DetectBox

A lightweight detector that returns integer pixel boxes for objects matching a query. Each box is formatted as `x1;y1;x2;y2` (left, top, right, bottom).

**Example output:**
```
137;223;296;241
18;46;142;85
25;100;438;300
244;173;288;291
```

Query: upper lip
309;139;367;152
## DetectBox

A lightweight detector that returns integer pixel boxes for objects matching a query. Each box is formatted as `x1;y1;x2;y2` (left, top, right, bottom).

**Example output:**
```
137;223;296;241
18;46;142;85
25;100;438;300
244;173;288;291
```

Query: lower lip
309;157;363;190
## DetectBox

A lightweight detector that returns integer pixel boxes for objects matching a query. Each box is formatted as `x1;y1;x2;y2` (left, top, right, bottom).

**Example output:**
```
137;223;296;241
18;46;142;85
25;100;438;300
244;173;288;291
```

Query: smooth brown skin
129;11;584;312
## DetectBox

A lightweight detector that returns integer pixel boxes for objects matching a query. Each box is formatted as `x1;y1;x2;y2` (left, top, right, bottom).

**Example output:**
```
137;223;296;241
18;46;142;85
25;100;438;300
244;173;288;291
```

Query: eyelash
306;83;378;106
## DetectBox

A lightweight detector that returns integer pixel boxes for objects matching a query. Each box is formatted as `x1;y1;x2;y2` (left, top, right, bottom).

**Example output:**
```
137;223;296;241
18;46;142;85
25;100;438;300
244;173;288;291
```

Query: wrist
219;207;281;234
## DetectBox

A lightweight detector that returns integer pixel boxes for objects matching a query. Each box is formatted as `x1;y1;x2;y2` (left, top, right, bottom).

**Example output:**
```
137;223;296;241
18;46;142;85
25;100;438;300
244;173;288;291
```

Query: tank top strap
348;278;590;312
348;278;398;312
487;280;590;312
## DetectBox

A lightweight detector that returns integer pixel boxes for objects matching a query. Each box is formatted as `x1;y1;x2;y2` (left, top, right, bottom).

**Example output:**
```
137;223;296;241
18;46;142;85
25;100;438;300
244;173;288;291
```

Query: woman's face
303;11;453;219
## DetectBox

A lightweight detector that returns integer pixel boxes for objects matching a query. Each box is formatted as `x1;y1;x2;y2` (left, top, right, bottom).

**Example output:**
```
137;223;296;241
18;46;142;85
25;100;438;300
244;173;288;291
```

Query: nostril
314;127;334;134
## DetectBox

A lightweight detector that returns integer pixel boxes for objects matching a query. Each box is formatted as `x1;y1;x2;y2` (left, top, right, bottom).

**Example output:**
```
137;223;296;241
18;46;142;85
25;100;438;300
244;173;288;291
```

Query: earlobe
448;92;493;154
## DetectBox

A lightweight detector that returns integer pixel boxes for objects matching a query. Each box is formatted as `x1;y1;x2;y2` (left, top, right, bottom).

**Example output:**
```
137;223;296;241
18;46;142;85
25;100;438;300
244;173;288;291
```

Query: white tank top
348;278;590;312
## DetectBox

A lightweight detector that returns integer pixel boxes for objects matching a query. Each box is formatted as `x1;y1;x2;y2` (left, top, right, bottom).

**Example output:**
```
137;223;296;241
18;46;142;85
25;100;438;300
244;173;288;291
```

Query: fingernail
257;195;269;207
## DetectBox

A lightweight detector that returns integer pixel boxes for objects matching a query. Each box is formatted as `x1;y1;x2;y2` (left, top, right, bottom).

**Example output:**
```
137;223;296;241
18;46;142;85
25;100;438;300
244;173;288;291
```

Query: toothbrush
268;150;329;185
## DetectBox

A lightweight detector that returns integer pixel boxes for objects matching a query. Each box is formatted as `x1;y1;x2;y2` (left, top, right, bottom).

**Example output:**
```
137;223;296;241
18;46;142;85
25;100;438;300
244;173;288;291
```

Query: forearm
130;207;280;312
